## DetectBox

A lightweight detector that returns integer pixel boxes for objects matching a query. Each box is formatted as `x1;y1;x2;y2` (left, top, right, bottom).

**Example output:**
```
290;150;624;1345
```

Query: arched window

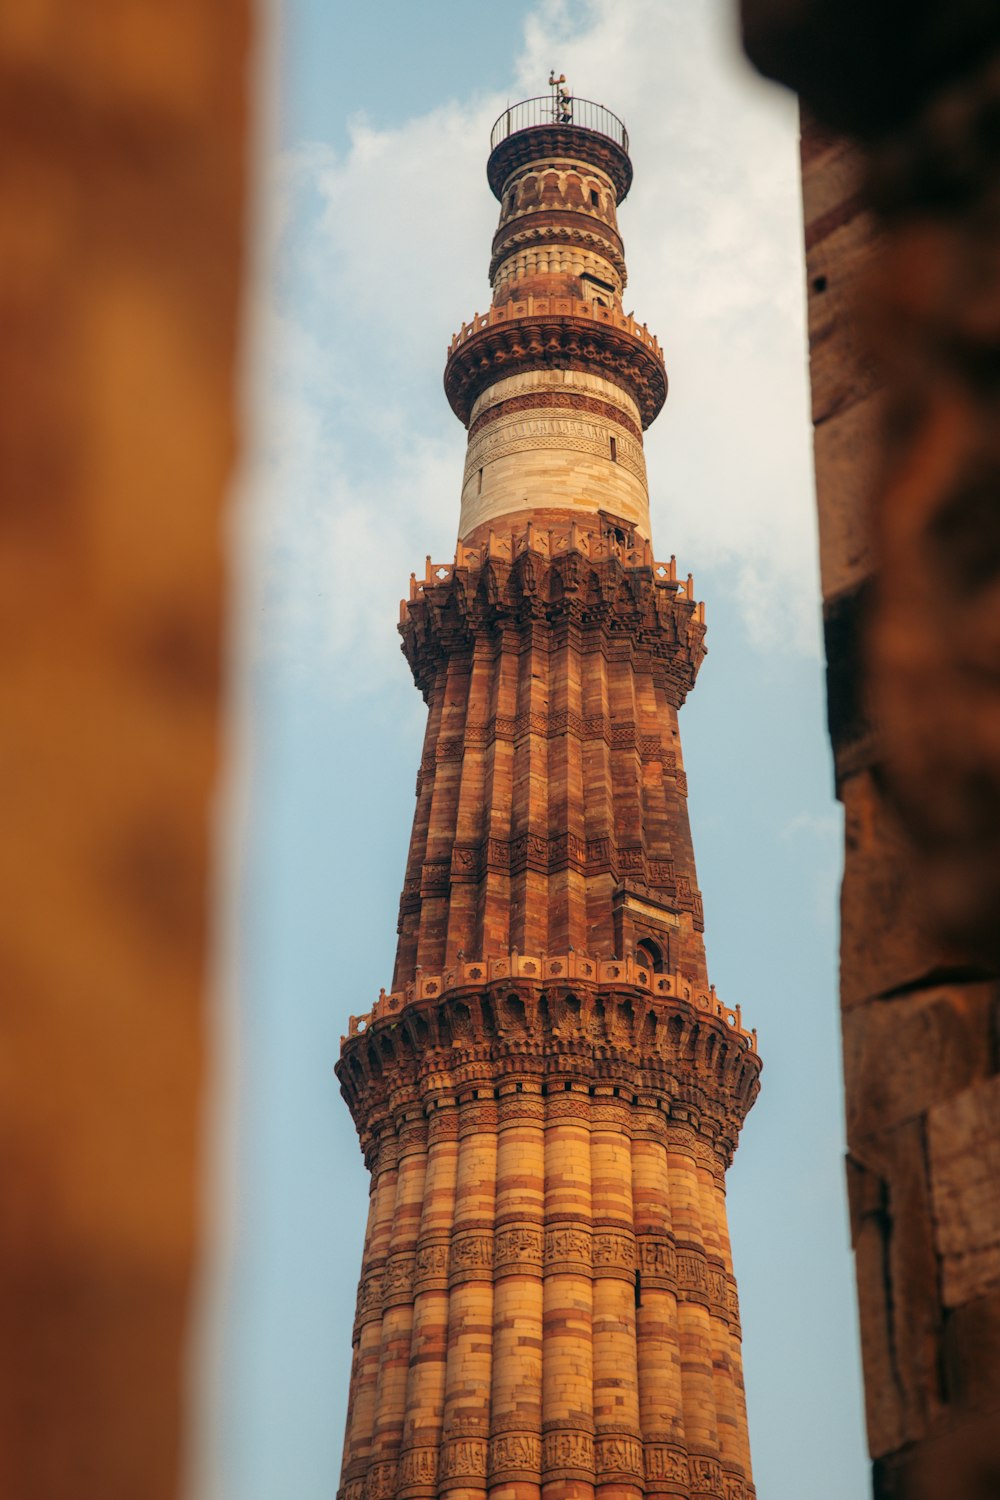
636;938;664;974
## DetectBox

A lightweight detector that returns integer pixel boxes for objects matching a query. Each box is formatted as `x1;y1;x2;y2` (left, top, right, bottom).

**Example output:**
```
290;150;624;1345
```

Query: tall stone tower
336;87;761;1500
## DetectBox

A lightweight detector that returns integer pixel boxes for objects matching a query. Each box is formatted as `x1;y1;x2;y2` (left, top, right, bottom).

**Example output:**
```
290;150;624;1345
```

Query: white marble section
458;370;651;540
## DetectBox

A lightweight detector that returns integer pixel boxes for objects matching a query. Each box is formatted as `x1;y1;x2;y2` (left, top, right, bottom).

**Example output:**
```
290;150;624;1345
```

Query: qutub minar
336;80;761;1500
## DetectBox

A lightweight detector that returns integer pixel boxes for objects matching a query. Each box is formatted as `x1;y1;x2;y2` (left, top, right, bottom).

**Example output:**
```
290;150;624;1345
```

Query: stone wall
0;6;249;1497
740;4;1000;1496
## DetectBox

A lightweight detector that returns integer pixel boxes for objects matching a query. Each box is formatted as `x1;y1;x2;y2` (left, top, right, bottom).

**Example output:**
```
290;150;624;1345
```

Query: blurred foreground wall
741;4;1000;1497
0;6;249;1497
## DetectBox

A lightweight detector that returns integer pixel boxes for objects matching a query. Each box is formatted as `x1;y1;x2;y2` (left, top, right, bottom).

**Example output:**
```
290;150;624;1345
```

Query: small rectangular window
590;189;600;207
609;436;617;462
477;467;483;494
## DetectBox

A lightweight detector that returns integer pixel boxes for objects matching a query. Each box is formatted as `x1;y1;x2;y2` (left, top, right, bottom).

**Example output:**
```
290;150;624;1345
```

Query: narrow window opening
609;436;617;463
634;1269;643;1307
477;467;483;494
590;189;600;207
813;274;828;293
636;938;665;973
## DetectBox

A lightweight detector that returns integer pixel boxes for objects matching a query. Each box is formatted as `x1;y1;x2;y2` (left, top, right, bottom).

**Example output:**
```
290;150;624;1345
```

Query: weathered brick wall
741;4;1000;1496
0;6;249;1497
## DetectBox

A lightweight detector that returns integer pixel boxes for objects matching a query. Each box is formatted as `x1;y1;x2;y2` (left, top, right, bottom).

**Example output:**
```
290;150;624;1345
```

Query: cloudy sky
197;3;868;1497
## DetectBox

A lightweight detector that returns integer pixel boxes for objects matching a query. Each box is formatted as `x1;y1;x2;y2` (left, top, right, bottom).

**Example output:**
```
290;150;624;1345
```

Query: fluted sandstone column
399;1099;460;1497
342;1133;399;1499
704;1168;754;1495
367;1115;429;1499
631;1103;686;1496
542;1083;595;1500
591;1090;642;1500
695;1154;745;1497
489;1080;546;1499
441;1090;497;1500
667;1124;722;1497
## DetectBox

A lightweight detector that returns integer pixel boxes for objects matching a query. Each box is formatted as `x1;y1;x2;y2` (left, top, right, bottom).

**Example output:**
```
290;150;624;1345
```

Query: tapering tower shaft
337;92;761;1500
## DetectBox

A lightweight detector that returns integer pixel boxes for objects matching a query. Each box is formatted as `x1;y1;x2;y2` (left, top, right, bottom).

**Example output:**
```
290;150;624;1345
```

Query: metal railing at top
490;96;628;153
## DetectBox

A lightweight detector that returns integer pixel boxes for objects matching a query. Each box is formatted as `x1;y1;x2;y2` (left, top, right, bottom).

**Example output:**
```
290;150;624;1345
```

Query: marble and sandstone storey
336;94;761;1500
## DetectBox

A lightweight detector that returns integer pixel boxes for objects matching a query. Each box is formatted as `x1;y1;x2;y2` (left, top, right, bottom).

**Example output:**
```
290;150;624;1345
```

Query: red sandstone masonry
337;98;760;1500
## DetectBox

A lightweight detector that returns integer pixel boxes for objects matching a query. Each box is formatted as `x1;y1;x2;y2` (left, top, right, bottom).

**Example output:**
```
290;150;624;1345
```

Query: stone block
812;390;883;601
840;769;965;1007
842;981;997;1143
805;207;881;429
929;1074;1000;1308
800;120;861;227
873;1406;1000;1500
942;1288;1000;1415
847;1120;943;1457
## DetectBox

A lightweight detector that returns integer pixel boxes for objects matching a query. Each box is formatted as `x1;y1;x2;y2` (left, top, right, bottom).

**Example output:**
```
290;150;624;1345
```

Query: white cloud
242;0;821;692
780;810;842;843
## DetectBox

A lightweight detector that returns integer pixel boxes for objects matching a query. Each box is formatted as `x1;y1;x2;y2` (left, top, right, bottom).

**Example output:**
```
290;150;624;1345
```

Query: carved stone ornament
444;308;667;429
449;1231;494;1280
690;1453;725;1497
487;122;633;200
644;1443;690;1486
413;1241;450;1288
363;1460;398;1500
677;1248;709;1299
494;1224;544;1269
397;1446;439;1489
542;1428;595;1476
707;1265;729;1315
544;1224;592;1269
595;1433;644;1478
723;1470;748;1500
488;1432;543;1477
438;1437;489;1480
382;1251;416;1302
637;1234;677;1284
592;1228;637;1272
354;1271;383;1326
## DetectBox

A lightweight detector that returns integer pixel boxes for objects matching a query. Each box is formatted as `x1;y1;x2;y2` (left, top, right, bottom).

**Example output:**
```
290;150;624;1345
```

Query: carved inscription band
469;389;644;444
463;411;648;487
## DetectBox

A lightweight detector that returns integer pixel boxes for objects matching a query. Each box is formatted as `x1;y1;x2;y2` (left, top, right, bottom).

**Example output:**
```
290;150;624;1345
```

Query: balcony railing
490;96;628;153
343;952;755;1052
447;297;661;358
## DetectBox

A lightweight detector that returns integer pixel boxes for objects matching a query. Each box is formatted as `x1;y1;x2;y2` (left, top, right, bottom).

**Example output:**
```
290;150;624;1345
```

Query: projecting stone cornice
444;299;667;429
487;123;633;203
399;544;705;707
489;216;628;284
336;955;760;1168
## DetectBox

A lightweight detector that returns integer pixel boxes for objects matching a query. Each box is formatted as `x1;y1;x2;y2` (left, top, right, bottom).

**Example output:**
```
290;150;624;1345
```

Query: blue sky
196;3;869;1496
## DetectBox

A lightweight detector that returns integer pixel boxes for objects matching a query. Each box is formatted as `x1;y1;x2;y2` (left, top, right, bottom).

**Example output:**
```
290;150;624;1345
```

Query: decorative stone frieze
543;1223;592;1274
644;1441;691;1489
438;1436;488;1481
488;1431;543;1479
412;1240;449;1292
541;1427;596;1478
396;1445;438;1493
400;548;705;708
493;1224;544;1271
445;302;666;428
